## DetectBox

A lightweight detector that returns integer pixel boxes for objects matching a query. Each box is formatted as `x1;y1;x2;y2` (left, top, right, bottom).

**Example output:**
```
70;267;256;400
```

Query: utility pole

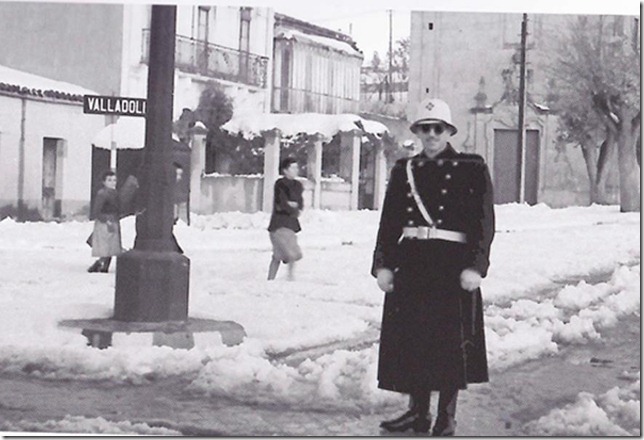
114;5;190;322
517;13;528;204
388;9;393;103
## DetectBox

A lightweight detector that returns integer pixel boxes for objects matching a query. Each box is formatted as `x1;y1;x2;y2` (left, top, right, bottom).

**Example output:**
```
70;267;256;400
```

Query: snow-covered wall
197;175;351;213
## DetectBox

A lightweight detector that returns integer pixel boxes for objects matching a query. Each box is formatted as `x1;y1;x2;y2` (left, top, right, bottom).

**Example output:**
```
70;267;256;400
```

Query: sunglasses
418;124;446;135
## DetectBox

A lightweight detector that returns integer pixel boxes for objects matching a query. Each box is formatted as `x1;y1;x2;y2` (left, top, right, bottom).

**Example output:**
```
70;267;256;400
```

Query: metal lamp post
114;5;190;322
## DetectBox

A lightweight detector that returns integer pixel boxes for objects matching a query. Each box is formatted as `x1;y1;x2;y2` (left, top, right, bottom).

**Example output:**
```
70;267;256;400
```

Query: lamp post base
114;249;190;322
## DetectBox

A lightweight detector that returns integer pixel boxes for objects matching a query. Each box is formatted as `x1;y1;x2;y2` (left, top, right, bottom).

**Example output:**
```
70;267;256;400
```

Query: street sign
83;94;146;117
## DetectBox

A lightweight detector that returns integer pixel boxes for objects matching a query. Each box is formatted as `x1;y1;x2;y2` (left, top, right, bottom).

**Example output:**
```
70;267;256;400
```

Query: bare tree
550;16;640;212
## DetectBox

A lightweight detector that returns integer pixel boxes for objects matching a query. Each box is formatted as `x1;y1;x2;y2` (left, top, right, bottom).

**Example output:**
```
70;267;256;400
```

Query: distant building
408;11;636;207
0;3;274;120
272;13;363;114
0;65;104;220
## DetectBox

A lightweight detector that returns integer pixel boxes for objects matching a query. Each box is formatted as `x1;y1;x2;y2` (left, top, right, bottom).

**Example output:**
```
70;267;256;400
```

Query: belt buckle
428;227;438;239
417;226;429;239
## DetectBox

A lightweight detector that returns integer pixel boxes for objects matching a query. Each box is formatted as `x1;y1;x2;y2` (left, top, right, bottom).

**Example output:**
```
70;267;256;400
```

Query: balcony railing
271;87;360;114
141;29;269;88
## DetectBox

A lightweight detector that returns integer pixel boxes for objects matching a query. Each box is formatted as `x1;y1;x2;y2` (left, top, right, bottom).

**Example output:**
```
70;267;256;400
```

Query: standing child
267;157;303;281
87;170;122;273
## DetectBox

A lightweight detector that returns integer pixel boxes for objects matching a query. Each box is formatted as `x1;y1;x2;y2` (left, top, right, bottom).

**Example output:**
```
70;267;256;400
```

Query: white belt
401;226;467;243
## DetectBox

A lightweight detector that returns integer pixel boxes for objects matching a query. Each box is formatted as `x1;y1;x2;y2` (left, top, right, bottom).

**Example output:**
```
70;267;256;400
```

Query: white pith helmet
410;98;457;136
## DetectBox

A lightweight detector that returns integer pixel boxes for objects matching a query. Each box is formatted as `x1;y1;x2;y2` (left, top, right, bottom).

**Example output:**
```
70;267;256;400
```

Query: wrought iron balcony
141;29;269;88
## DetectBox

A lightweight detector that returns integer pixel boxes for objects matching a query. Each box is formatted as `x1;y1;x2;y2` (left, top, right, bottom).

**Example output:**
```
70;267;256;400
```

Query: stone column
306;134;324;210
189;131;206;215
373;141;388;210
340;130;361;210
262;128;281;212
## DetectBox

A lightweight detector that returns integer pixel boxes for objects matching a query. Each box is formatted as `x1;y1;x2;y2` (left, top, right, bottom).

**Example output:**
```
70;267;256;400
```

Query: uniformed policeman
372;98;495;436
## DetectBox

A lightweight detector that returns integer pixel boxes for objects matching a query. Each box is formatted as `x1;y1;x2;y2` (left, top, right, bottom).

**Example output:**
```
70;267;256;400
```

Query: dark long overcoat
371;144;495;393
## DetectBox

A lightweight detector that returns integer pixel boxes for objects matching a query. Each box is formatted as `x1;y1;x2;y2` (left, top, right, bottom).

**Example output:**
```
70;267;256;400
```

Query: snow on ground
0;203;639;411
2;415;181;435
524;376;640;436
485;264;640;369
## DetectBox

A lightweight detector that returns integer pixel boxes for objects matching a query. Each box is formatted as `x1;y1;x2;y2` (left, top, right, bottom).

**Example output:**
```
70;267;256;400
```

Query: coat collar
416;143;457;160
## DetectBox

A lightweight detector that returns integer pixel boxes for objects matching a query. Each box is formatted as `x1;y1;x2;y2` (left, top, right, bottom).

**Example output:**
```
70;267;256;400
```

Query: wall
199;175;264;214
0;2;123;94
196;175;352;213
408;11;623;207
0;94;106;218
122;5;273;119
273;37;362;114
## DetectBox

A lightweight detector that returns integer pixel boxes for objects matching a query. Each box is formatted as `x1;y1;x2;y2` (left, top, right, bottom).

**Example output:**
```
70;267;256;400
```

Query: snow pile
189;342;400;411
0;203;639;413
2;415;181;435
189;211;271;230
276;28;362;57
222;112;388;140
494;203;637;233
524;377;640;436
485;264;640;369
0;345;207;383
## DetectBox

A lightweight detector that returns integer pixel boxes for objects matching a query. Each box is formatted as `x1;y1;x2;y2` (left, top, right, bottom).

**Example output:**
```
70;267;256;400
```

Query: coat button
445;174;452;180
452;160;458;166
438;205;444;211
407;220;414;226
406;206;413;213
418;160;425;167
436;219;443;225
441;188;448;195
407;192;413;198
437;159;444;166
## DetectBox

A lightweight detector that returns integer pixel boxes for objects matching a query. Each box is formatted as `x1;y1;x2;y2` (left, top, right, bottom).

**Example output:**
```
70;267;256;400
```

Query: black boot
99;257;112;273
432;388;458;436
87;259;102;273
381;389;432;433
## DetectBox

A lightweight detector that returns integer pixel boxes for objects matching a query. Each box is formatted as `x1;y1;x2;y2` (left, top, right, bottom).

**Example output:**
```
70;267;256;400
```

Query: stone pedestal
114;250;190;322
306;135;324;209
60;318;246;349
339;130;361;210
189;132;206;214
374;143;388;210
262;129;281;212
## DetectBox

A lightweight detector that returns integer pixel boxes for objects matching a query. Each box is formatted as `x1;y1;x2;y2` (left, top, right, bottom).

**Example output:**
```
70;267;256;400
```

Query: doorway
493;129;540;205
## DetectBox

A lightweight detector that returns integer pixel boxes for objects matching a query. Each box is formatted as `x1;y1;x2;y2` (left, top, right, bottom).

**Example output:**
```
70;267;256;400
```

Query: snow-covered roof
92;117;180;150
222;112;389;140
275;28;363;59
0;64;97;102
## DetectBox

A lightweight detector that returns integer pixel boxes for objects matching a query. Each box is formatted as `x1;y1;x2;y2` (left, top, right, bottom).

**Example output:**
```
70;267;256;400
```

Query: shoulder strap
406;159;435;228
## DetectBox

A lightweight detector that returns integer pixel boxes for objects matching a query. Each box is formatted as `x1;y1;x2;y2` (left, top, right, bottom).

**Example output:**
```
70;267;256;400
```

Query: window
197;6;210;42
239;7;251;53
239;7;252;83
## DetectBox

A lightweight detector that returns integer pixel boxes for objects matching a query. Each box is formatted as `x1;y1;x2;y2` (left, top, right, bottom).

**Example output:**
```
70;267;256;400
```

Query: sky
239;0;640;65
272;6;411;65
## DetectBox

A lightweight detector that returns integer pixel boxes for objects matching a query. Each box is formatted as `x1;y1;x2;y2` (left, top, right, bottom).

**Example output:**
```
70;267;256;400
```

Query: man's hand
287;201;299;208
377;268;395;293
460;268;482;292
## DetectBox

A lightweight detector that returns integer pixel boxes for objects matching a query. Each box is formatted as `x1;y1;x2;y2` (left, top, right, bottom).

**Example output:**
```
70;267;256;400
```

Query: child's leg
268;256;281;280
286;262;295;281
